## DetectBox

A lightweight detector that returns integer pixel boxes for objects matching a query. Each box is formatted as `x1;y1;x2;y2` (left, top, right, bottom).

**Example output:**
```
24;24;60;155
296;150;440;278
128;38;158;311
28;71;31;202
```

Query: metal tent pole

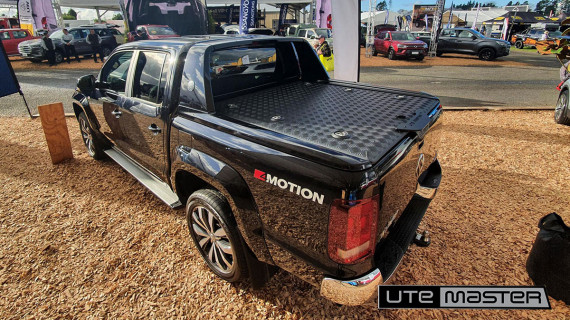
19;90;34;119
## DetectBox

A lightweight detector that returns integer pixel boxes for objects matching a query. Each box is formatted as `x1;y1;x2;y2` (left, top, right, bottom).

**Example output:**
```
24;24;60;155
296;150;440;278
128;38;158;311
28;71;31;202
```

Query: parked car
18;26;118;64
71;36;442;306
373;31;428;60
419;27;510;61
127;24;180;42
295;27;333;50
0;28;38;55
411;31;431;39
81;24;126;44
511;29;570;49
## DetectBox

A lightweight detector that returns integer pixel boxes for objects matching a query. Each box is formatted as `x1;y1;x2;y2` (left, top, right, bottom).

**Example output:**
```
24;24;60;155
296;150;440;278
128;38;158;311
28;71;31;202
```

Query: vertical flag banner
0;39;20;98
120;0;207;36
331;0;359;82
18;0;34;25
446;2;453;28
278;4;288;30
502;17;509;40
30;0;59;32
227;5;235;24
316;0;331;29
239;0;257;34
472;3;480;30
425;14;429;30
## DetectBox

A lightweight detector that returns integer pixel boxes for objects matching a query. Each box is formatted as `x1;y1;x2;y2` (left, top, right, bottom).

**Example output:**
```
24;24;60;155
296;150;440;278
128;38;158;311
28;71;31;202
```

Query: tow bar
413;230;431;247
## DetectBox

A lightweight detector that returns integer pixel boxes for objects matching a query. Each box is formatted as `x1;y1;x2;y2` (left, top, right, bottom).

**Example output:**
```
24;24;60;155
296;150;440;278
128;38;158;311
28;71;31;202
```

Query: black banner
0;38;20;98
378;286;551;309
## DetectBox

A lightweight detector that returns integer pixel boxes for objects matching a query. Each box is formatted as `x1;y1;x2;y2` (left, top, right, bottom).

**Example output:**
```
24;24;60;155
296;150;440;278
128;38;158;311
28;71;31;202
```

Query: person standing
86;29;103;62
315;35;331;57
40;32;56;66
62;29;80;63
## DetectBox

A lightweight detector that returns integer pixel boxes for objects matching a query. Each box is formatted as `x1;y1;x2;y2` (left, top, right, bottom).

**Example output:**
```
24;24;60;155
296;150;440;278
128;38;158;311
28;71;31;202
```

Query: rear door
90;50;135;146
118;50;170;179
438;29;457;52
0;30;15;54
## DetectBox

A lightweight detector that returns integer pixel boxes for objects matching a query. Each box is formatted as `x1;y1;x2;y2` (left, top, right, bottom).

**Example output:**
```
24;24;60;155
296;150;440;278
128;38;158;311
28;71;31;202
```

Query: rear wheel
54;51;63;64
371;46;378;56
436;52;443;57
478;48;496;61
555;89;570;125
186;189;248;282
388;48;396;60
515;40;524;49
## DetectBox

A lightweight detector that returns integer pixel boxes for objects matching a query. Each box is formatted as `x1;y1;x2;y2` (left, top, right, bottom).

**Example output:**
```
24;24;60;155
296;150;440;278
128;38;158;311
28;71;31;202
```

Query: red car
0;28;38;55
372;31;428;60
127;24;180;42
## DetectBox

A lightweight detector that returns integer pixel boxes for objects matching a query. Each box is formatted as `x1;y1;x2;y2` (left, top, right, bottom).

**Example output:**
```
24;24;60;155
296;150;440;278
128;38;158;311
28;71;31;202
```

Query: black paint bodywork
71;35;442;287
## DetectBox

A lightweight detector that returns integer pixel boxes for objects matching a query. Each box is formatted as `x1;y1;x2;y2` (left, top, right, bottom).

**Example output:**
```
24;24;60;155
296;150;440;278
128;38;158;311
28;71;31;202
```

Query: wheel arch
171;147;273;265
478;46;496;55
71;93;100;130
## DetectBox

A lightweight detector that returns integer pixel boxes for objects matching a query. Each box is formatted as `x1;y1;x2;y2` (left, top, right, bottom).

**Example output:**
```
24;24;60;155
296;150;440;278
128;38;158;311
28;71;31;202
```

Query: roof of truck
116;34;292;51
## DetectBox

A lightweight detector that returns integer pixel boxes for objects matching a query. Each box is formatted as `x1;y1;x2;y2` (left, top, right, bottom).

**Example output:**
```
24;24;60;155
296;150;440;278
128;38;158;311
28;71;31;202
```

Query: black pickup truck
72;35;442;306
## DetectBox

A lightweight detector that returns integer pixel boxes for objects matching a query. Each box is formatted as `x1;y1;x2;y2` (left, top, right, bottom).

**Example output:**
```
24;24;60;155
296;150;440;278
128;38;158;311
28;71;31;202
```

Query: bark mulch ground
0;111;569;319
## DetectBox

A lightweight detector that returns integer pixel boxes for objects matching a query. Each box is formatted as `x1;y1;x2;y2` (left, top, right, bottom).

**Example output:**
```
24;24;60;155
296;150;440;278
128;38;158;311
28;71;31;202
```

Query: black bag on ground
526;213;570;304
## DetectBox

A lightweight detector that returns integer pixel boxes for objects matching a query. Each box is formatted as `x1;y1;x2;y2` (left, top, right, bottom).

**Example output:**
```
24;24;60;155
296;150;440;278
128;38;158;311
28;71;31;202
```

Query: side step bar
104;148;182;209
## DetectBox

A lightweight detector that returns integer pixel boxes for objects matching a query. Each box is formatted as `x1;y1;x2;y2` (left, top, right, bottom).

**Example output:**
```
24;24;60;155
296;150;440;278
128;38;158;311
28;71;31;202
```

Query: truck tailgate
215;81;440;167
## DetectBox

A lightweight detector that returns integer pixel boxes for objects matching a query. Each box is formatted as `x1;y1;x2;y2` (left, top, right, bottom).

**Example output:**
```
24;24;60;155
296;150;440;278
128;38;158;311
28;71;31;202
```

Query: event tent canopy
482;11;560;26
360;11;398;26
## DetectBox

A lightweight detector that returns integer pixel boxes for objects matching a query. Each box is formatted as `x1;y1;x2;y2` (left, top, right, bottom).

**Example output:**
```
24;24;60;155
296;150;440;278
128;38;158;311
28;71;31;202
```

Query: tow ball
413;230;431;247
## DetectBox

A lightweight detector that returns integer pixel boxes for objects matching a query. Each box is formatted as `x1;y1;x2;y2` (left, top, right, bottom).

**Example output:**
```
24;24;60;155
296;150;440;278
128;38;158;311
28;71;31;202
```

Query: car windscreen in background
120;0;207;35
0;39;20;98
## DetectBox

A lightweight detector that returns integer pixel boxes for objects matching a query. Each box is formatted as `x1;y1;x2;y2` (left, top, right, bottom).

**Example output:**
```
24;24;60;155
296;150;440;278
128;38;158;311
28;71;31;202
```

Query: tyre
54;51;63;64
186;189;248;282
515;40;524;49
371;46;378;56
388;48;396;60
436;52;443;57
478;48;496;61
29;58;43;63
78;112;106;160
555;89;570;125
416;55;425;61
102;46;112;58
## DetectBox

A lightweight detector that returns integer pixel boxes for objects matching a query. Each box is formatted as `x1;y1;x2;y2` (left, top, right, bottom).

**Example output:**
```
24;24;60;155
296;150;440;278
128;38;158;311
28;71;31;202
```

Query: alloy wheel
191;205;235;275
79;117;95;156
555;92;567;121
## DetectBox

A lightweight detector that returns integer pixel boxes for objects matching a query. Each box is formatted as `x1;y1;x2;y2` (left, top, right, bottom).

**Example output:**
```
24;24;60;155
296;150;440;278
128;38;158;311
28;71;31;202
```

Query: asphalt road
360;50;561;108
0;50;561;117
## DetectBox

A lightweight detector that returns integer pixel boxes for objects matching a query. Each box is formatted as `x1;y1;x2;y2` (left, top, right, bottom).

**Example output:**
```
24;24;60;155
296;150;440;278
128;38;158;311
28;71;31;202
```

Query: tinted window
288;26;296;36
147;26;176;35
69;29;84;39
132;51;168;104
0;32;10;40
441;29;455;37
13;31;28;39
100;51;133;93
307;30;316;38
457;30;473;38
298;30;307;38
97;29;110;37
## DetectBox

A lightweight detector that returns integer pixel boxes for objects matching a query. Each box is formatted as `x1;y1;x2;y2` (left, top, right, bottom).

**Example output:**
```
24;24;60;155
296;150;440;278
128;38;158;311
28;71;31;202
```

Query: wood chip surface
0;111;569;319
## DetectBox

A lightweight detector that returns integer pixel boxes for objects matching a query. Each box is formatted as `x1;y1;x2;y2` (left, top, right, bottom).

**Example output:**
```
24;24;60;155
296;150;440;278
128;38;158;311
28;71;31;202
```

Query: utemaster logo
254;169;324;205
378;286;551;309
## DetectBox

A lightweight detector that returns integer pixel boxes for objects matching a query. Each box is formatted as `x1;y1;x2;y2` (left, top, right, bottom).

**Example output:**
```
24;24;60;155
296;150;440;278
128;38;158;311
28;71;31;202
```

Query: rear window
147;26;177;35
209;44;301;98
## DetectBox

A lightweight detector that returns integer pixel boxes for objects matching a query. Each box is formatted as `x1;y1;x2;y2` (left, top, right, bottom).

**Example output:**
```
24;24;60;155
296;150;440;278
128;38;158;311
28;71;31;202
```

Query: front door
456;29;478;52
118;50;170;179
90;50;135;146
70;29;88;54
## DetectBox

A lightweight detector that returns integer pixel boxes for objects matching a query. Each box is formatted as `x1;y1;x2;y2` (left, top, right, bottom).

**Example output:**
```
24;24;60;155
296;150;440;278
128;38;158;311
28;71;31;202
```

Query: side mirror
77;74;96;96
310;35;316;39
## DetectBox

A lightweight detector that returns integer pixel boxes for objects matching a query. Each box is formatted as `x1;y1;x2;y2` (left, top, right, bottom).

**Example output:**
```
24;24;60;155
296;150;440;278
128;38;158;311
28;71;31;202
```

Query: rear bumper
320;159;441;306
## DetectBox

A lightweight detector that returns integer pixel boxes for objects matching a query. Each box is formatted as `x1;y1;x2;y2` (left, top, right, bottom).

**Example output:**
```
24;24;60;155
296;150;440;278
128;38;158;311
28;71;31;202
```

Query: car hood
18;39;42;46
396;40;426;45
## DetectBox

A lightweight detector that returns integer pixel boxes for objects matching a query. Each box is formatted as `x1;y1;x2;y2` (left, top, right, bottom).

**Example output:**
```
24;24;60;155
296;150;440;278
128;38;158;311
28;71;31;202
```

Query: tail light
328;195;380;264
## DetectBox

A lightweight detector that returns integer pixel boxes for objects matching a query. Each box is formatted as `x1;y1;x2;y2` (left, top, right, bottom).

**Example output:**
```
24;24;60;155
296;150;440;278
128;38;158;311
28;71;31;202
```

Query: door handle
148;124;161;135
111;109;122;118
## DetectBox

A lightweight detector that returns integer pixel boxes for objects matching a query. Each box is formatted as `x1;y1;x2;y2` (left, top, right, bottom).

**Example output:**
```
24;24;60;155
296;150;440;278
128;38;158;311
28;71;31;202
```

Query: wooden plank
38;102;74;164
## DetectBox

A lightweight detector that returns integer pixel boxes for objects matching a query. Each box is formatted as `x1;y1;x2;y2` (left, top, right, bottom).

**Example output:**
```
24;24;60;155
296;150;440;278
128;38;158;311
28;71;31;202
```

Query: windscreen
147;26;177;35
391;32;415;41
316;29;332;38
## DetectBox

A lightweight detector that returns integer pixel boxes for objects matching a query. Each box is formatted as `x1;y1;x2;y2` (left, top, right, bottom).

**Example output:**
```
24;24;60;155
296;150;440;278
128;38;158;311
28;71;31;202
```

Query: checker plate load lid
216;81;439;164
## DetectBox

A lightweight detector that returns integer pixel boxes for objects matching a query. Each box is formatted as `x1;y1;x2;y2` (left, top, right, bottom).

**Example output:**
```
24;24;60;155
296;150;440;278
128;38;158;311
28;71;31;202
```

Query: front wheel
78;112;106;160
555;89;570;125
478;48;496;61
416;55;425;61
371;46;378;56
186;189;248;282
388;48;396;60
515;40;524;49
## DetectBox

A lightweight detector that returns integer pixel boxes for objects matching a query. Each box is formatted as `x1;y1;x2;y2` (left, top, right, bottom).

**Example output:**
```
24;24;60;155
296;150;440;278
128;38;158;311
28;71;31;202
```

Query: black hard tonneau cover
216;80;439;166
